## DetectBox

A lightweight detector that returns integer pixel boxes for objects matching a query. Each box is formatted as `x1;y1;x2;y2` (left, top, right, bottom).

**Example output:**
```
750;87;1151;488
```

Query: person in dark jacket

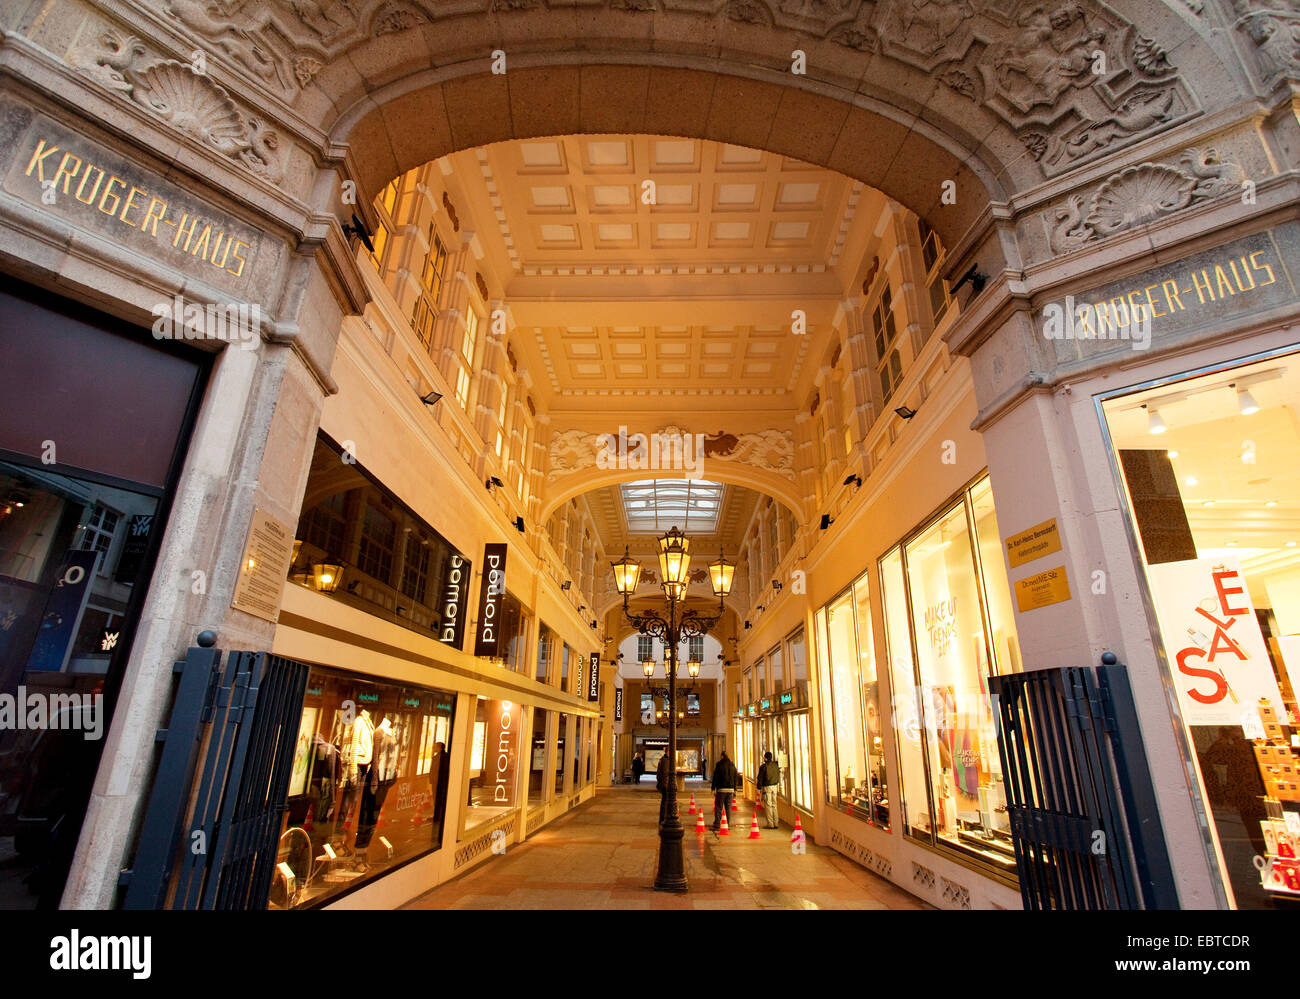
631;751;645;784
656;752;672;825
757;751;781;828
710;751;740;830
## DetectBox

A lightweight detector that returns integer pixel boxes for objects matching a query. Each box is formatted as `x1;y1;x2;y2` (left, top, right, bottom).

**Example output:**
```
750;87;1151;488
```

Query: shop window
495;591;529;672
789;712;813;810
555;713;571;794
815;570;888;828
290;436;473;644
464;695;522;834
640;692;653;723
529;708;550;802
770;644;784;692
357;502;396;583
399;532;430;604
919;218;951;328
788;628;807;682
536;623;554;682
880;475;1020;874
272;667;455;909
1101;349;1300;908
687;693;700;717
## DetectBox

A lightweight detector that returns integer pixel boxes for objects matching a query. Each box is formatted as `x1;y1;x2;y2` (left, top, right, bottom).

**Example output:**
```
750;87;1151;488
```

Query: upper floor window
368;178;400;273
638;635;654;662
455;307;479;409
411;227;448;351
687;635;704;663
78;504;119;568
872;285;902;402
919;219;951;327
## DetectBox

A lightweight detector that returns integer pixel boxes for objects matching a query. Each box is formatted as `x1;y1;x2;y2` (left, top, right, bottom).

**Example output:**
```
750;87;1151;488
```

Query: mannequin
357;714;397;851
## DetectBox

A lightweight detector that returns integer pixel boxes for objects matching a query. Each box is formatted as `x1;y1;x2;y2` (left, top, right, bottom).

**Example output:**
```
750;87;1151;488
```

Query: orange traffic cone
689;794;696;814
695;810;706;835
731;795;739;813
719;811;730;836
791;815;805;843
748;811;761;839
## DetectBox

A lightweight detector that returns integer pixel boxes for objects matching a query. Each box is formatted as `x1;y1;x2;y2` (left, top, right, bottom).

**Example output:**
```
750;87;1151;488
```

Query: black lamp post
611;527;734;893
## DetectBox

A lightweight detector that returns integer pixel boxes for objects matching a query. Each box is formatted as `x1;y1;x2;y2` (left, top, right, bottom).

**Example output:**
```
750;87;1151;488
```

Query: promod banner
1146;557;1284;726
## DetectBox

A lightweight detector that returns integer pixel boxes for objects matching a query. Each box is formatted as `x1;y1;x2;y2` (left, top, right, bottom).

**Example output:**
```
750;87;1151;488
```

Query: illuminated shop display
1102;349;1300;908
879;476;1021;873
814;571;888;828
465;696;522;833
272;666;456;909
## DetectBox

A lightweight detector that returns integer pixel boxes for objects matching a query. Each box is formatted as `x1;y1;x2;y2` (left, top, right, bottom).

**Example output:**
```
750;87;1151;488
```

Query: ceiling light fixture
1185;477;1198;487
1236;385;1260;415
1145;405;1168;435
1266;501;1278;508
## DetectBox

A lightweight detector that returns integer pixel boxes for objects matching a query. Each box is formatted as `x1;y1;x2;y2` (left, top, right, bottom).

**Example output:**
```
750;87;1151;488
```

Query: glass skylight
620;479;724;534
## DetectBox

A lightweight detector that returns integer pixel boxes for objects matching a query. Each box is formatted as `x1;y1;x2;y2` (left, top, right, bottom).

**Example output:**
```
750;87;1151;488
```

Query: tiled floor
404;784;928;910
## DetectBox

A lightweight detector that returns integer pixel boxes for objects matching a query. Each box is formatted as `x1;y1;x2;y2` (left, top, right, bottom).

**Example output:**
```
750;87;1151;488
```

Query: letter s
1176;647;1227;704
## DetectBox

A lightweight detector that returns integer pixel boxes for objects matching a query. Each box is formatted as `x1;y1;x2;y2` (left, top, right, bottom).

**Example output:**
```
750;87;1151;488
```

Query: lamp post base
653;797;689;892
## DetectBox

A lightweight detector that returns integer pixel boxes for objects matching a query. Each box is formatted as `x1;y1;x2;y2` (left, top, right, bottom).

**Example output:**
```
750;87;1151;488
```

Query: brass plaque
1015;565;1071;613
1004;518;1063;569
231;508;296;623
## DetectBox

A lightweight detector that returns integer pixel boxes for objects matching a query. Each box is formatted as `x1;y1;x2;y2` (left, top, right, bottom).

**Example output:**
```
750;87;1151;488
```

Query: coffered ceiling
441;135;883;411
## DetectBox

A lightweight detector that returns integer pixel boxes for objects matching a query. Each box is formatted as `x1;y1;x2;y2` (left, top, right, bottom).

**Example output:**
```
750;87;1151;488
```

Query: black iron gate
121;640;309;909
988;654;1178;910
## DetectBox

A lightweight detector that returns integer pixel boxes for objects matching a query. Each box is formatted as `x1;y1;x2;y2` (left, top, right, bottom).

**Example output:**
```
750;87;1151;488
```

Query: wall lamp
486;476;505;490
590;620;598;629
843;473;862;488
819;514;834;530
342;212;375;253
771;580;782;592
756;604;766;612
561;580;572;591
894;406;917;420
578;604;586;612
744;620;752;629
951;263;987;296
421;390;443;406
513;516;526;533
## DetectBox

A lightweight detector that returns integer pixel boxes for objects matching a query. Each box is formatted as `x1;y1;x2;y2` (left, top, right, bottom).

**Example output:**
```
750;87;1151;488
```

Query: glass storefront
529;707;550;803
880;475;1020;873
464;695;522;833
271;666;456;909
1101;347;1300;908
554;713;571;794
814;570;888;827
0;285;204;909
788;712;813;810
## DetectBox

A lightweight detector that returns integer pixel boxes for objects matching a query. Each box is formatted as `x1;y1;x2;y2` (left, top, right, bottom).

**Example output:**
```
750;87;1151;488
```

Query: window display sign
588;653;600;702
1147;557;1285;726
1003;518;1062;569
473;543;508;657
614;687;623;721
439;553;470;649
483;698;522;806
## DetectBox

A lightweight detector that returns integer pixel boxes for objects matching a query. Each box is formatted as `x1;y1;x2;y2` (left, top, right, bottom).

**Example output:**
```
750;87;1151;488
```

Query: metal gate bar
990;659;1164;910
121;643;309;909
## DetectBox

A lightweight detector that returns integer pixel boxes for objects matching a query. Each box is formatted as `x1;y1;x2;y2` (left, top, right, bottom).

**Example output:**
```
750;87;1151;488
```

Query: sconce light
951;263;987;296
819;514;834;530
843;473;862;488
561;580;572;591
513;516;526;533
578;604;586;613
590;620;598;629
894;406;917;420
744;620;752;630
421;390;443;406
486;476;505;490
342;212;375;253
312;560;344;593
771;580;782;592
756;604;766;613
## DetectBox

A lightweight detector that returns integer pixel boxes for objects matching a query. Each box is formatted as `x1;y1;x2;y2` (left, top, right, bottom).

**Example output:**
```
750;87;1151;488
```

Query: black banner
439;552;471;650
588;652;600;702
473;543;507;658
614;687;622;721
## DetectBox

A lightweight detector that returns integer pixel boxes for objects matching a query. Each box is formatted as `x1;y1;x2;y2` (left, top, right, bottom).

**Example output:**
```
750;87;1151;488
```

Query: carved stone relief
1229;0;1300;86
546;426;796;482
71;0;1199;182
72;28;285;184
1047;147;1246;253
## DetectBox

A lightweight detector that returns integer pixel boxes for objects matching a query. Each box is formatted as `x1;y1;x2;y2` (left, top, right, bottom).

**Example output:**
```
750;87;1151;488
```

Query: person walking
631;750;645;785
710;750;740;830
656;751;672;826
758;751;781;828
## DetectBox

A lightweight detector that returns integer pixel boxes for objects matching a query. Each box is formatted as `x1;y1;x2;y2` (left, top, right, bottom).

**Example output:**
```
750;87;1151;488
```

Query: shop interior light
1185;477;1198;487
1266;501;1278;507
1145;405;1168;435
1236;385;1260;415
1167;450;1179;459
